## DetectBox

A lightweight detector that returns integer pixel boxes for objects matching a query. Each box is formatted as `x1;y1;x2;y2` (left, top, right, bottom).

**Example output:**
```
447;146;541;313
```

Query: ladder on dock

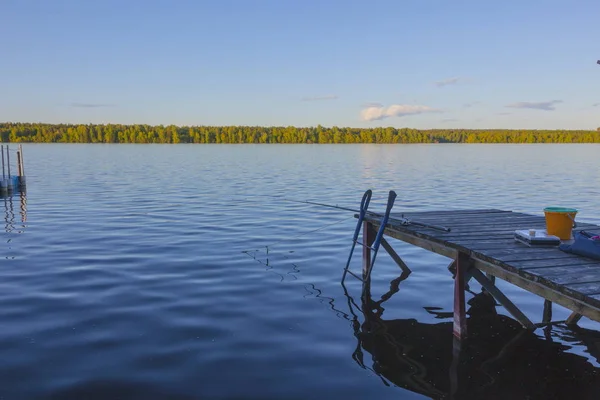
342;190;397;292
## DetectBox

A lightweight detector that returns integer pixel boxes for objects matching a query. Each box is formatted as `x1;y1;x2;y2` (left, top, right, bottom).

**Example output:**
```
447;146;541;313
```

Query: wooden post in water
19;144;24;175
453;252;469;341
16;151;22;177
16;144;25;188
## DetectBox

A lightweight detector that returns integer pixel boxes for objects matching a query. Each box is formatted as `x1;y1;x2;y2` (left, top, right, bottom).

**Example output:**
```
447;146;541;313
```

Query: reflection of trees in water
246;251;600;399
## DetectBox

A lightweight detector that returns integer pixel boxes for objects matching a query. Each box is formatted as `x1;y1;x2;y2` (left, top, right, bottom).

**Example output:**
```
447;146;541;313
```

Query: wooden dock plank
471;257;600;319
390;209;507;217
478;252;581;264
394;210;598;230
512;259;600;269
475;247;574;258
398;210;535;220
398;213;545;223
564;281;600;296
386;221;597;238
520;265;600;281
395;219;598;235
363;209;600;324
524;263;600;275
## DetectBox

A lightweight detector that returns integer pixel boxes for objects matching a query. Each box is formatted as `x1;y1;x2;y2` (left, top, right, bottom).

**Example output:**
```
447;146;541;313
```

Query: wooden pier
358;209;600;339
0;144;26;196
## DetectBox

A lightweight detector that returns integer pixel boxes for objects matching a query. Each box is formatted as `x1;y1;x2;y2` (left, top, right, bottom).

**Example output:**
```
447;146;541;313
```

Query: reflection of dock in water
3;191;27;234
343;273;600;399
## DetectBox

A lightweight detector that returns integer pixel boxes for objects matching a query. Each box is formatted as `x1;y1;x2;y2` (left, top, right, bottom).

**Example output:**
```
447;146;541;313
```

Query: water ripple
1;144;599;399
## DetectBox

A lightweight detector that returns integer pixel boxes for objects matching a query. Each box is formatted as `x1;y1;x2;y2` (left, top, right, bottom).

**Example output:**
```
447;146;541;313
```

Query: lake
1;144;600;399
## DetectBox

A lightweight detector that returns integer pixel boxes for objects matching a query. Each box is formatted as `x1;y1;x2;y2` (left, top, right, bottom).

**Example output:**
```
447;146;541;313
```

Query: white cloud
360;104;439;121
506;100;563;111
434;77;460;87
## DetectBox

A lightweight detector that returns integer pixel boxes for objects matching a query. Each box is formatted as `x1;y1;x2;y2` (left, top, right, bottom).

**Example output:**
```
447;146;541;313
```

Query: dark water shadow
342;274;600;400
245;250;600;399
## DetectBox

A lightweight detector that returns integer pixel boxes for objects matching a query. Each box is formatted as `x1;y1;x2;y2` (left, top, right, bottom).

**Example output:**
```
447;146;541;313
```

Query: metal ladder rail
342;190;397;283
364;190;397;282
342;189;372;281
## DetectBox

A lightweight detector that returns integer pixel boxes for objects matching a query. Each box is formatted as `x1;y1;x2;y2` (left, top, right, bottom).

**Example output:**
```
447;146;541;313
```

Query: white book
514;229;561;247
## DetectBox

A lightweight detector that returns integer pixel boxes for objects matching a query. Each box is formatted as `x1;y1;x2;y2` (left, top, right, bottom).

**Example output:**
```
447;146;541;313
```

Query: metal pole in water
6;145;12;192
19;144;25;175
16;151;21;177
0;145;6;194
18;144;26;188
16;150;22;190
1;145;5;179
6;145;11;178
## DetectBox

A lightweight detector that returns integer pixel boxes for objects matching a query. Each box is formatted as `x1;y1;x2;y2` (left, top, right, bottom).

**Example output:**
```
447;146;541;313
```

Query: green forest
1;123;600;144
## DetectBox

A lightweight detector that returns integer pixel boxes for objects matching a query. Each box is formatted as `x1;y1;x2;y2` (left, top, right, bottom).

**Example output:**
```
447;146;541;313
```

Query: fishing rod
278;196;451;232
221;192;451;232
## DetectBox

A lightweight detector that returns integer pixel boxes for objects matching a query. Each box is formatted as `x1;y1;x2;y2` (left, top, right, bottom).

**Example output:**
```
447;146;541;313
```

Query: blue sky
1;0;599;129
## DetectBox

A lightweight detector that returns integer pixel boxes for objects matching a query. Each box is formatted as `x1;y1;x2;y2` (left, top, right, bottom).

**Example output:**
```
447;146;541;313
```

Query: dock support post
17;144;25;188
450;336;464;399
380;237;411;274
542;300;553;339
0;145;6;194
16;151;21;177
362;221;376;300
453;252;469;341
543;300;552;324
566;312;583;326
6;145;10;179
5;145;12;192
1;144;5;179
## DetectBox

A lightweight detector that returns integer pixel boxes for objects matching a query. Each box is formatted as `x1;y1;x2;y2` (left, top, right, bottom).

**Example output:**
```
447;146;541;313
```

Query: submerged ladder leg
363;190;397;284
542;300;553;339
343;189;397;299
342;190;372;283
543;300;553;324
362;191;396;300
361;221;376;300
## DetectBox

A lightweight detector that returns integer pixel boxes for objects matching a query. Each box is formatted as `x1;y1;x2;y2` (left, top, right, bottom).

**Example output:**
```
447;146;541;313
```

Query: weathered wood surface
363;209;600;320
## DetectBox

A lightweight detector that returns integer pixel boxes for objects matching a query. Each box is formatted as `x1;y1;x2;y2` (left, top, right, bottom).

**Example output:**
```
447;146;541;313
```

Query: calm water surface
1;144;600;399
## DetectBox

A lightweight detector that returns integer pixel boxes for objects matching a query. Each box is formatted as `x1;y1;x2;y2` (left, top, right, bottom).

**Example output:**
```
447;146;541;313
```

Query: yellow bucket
543;207;577;240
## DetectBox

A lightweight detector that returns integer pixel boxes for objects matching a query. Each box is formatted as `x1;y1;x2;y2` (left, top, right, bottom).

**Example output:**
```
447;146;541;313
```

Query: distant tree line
1;123;599;144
